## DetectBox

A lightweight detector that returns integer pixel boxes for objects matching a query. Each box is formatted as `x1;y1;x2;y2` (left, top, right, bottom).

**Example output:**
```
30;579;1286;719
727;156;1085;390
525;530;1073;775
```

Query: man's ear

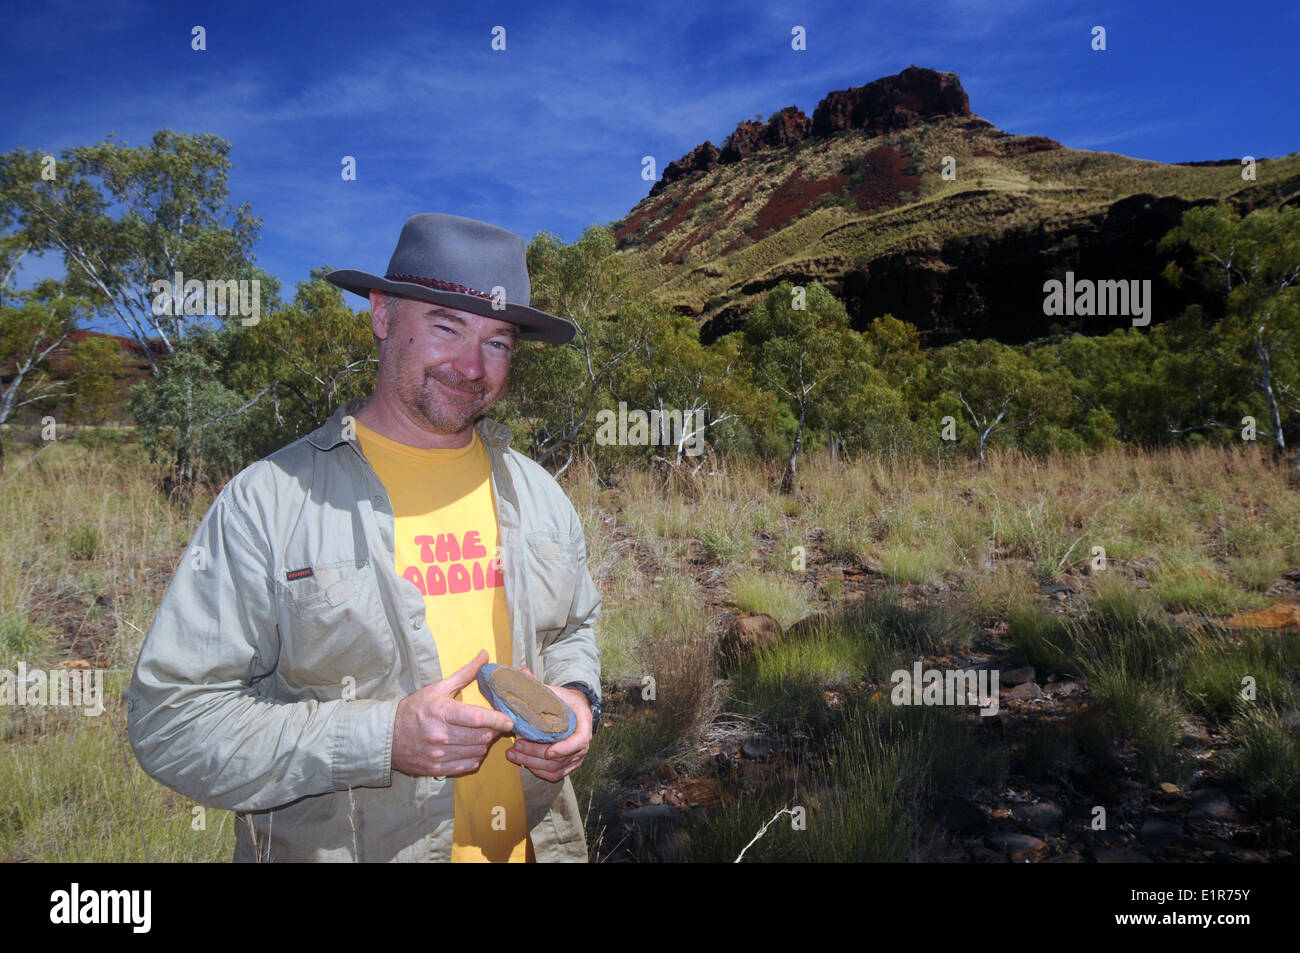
369;290;395;340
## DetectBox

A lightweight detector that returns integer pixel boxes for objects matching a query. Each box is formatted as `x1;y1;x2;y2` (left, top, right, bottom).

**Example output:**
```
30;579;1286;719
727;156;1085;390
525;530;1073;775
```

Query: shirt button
372;495;383;507
412;617;423;629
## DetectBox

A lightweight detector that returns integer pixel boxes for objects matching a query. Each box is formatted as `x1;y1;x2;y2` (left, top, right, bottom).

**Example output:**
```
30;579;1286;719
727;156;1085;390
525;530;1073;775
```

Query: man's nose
450;339;484;380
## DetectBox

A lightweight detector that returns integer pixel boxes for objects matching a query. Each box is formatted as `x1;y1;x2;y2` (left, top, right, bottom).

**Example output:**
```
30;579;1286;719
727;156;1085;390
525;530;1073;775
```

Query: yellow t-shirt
355;419;530;863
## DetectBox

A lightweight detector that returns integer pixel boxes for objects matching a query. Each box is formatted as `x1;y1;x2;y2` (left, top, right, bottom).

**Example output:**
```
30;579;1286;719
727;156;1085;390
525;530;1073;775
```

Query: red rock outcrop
651;142;721;196
651;68;970;195
811;66;970;137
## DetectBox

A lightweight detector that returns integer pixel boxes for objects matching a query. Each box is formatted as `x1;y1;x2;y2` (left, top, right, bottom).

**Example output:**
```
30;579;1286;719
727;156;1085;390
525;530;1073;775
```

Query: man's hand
391;649;515;778
504;668;592;782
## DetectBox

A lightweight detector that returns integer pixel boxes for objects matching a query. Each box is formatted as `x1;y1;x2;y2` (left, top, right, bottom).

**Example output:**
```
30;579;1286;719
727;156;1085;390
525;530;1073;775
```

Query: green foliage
502;226;778;476
1226;706;1300;823
223;267;376;457
926;338;1073;460
0;280;122;436
1160;205;1300;455
65;523;101;560
127;342;251;487
743;281;880;486
0;131;262;374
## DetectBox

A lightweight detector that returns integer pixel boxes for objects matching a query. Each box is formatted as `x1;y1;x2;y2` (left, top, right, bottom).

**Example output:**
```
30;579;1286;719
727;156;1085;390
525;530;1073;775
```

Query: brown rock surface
718;611;783;670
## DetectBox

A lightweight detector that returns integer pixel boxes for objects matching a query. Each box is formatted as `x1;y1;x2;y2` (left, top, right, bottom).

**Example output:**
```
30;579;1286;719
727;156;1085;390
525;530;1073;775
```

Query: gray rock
1044;680;1081;697
1014;800;1064;833
1139;819;1183;848
1001;666;1037;686
623;805;686;861
623;804;683;828
985;832;1046;861
934;796;987;834
1189;788;1238;820
1094;847;1153;863
1008;680;1043;701
741;737;775;760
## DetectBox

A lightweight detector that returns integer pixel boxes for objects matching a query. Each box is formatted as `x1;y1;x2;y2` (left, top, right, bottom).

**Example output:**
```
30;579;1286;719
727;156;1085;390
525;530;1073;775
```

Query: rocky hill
613;67;1300;345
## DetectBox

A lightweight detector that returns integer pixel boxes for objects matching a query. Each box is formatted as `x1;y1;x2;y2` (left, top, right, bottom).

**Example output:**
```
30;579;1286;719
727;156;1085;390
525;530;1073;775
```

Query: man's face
372;293;517;436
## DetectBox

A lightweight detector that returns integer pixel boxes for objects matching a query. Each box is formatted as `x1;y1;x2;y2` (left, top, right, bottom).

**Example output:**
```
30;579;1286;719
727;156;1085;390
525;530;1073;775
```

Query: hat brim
324;270;576;345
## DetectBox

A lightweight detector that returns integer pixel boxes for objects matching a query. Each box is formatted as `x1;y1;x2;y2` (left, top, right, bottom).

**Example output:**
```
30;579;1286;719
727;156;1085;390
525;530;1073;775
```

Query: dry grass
3;431;1298;860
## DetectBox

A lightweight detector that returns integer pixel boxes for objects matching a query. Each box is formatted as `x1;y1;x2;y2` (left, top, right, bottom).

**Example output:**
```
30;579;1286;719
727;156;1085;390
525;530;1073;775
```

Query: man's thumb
433;649;489;696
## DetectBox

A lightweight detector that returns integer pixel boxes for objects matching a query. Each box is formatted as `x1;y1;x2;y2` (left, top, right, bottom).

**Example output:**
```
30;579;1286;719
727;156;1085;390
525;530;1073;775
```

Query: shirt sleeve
538;497;602;701
126;479;400;812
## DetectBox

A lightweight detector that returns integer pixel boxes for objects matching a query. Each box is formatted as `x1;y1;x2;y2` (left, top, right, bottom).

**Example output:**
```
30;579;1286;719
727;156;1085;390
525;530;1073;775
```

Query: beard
401;365;497;434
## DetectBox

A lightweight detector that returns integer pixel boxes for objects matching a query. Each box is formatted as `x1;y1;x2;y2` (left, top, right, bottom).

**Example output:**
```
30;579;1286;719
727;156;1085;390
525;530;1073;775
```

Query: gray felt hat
325;212;575;344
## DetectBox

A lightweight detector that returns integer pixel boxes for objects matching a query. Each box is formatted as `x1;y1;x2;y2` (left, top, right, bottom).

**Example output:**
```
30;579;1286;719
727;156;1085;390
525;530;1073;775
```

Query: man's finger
442;723;505;746
443;698;514;733
506;747;576;781
510;738;552;760
544;732;587;759
430;649;490;697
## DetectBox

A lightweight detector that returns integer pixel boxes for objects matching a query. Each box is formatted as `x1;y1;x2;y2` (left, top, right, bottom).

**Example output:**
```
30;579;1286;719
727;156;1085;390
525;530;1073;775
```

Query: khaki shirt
126;400;601;862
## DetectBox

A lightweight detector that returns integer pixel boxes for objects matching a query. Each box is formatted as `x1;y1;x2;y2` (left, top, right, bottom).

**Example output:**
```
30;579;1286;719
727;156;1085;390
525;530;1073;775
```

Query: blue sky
3;0;1297;312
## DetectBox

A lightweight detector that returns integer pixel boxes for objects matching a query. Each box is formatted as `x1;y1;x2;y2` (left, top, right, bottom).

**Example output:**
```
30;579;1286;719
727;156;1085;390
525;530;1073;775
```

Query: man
127;212;602;862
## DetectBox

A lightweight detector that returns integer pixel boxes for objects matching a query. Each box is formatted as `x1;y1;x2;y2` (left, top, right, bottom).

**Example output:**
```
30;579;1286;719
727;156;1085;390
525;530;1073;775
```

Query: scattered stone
623;805;686;861
929;847;969;863
1044;680;1081;697
785;612;832;640
1223;602;1300;629
1014;800;1064;833
1187;835;1236;853
741;737;775;760
623;804;682;827
1001;666;1036;686
933;795;987;834
1189;788;1238;820
677;778;723;808
1140;819;1183;848
970;847;1008;863
1094;847;1153;863
718;611;783;670
1226;790;1256;813
1008;681;1043;701
985;832;1047;861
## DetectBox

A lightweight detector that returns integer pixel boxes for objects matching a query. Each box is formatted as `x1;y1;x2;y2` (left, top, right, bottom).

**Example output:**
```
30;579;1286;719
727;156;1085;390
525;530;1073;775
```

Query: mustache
425;369;489;396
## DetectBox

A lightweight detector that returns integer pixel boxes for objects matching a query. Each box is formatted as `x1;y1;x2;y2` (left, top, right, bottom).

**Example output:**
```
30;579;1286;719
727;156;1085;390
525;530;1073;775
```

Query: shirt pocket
277;560;396;693
524;531;584;643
